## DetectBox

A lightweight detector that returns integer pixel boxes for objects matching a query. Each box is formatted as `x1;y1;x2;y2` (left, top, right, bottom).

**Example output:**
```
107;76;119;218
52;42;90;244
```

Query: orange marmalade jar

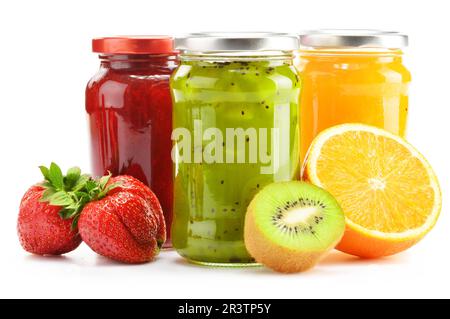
297;30;411;163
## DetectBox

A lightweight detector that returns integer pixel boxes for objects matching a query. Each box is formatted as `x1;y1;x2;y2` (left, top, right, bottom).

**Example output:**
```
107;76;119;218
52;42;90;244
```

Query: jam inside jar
296;30;411;163
170;33;301;265
86;36;178;247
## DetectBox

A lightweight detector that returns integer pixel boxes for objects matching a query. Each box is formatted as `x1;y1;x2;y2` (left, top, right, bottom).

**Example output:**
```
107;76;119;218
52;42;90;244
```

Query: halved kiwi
244;181;345;273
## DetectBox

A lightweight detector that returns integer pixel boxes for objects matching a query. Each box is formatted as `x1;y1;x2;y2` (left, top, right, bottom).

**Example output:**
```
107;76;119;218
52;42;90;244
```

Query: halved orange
304;124;441;258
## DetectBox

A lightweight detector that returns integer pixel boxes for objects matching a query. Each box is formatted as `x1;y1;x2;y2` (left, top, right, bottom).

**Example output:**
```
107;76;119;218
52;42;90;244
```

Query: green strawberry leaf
73;174;90;191
48;162;64;190
58;208;74;219
39;166;50;180
85;179;98;193
99;173;112;190
67;166;81;178
98;182;120;199
40;181;53;189
71;215;81;230
40;188;56;202
64;167;81;189
48;191;74;206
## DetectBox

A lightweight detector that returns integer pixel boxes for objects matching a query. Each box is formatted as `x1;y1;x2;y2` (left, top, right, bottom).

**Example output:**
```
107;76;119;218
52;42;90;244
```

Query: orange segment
305;124;441;258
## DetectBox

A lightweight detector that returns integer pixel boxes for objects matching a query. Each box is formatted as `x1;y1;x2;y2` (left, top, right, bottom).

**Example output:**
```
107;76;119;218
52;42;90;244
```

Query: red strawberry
107;175;166;246
17;163;165;263
78;175;166;263
17;164;84;255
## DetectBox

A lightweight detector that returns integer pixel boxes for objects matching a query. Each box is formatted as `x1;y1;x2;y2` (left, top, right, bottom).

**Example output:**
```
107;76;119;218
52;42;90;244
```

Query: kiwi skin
244;182;345;273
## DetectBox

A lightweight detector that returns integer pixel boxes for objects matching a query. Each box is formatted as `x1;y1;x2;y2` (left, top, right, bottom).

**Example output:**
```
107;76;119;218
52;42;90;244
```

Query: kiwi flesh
244;181;345;273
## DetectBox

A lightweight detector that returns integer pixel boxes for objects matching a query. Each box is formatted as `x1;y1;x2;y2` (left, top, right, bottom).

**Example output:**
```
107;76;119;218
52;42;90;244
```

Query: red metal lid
92;36;175;54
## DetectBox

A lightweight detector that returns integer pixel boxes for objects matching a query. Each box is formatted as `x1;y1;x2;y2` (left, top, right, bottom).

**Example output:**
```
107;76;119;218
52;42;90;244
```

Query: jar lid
299;30;408;49
175;32;299;52
92;36;175;54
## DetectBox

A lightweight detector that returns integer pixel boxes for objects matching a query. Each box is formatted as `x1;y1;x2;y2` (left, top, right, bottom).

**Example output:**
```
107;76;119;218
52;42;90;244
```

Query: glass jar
170;33;301;265
297;30;411;163
86;36;178;246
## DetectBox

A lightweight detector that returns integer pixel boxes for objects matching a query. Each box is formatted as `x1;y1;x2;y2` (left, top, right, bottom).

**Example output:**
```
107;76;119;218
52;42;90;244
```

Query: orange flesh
314;130;435;233
297;50;411;164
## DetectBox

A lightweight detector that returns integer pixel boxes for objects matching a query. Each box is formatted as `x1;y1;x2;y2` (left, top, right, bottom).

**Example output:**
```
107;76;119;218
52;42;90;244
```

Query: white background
0;0;449;299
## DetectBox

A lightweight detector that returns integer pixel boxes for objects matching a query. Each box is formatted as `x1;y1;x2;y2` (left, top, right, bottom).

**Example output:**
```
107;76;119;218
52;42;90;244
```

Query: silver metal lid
300;30;408;49
175;32;299;52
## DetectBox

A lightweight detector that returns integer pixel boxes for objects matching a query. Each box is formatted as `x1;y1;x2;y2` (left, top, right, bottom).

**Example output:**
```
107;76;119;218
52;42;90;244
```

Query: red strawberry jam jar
86;36;178;247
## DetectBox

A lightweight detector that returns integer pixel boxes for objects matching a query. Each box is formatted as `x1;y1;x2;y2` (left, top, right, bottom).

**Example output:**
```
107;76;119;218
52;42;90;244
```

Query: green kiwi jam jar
170;33;301;265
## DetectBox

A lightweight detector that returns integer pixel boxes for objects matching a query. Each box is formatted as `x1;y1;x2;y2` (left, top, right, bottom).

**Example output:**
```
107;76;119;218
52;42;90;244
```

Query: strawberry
107;175;166;246
78;175;166;263
18;163;166;263
17;164;84;255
